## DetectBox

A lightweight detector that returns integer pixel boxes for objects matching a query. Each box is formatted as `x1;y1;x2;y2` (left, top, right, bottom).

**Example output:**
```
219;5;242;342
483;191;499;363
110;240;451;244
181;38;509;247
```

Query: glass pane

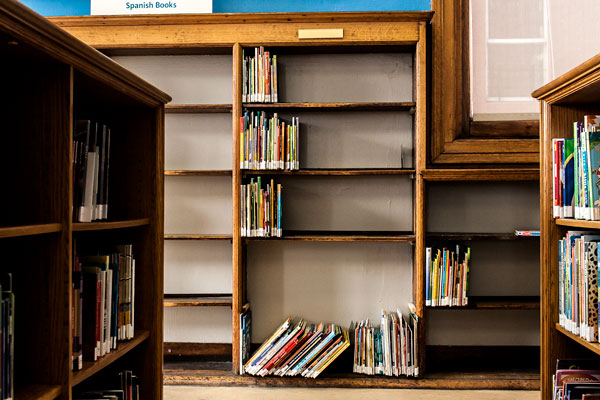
488;0;545;39
487;43;546;99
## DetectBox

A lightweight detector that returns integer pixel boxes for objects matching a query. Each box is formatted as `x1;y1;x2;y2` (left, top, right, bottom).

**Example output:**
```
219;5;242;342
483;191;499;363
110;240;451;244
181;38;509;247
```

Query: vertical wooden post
413;21;428;376
232;43;243;374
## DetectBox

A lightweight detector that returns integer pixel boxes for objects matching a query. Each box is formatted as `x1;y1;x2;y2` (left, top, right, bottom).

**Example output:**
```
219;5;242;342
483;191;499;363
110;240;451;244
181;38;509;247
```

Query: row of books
0;275;13;400
425;246;470;307
72;243;135;370
553;359;600;400
240;111;299;170
558;231;600;342
240;177;282;237
552;115;600;220
352;304;419;377
73;120;111;223
242;46;278;103
74;370;139;400
244;317;350;378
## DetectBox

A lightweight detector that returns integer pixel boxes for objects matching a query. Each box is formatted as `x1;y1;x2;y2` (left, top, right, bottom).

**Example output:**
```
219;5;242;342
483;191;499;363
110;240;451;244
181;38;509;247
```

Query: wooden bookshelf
164;295;233;307
1;2;169;399
427;296;540;310
53;10;538;390
533;52;600;399
427;232;539;241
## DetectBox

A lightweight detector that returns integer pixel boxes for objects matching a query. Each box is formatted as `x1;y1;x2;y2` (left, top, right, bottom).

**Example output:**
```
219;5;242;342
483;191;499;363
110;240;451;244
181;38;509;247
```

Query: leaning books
244;317;349;378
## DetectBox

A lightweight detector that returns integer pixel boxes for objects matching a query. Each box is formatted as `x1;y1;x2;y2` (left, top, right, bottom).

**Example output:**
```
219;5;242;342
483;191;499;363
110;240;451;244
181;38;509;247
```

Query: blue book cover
589;132;600;220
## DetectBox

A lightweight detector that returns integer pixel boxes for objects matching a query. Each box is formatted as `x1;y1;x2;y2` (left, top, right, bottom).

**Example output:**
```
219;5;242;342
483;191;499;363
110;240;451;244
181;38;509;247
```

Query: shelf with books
72;218;151;232
71;330;150;386
243;102;416;112
15;385;62;400
164;294;233;307
555;324;600;357
0;223;62;239
242;169;415;176
422;168;539;182
165;170;232;176
166;104;232;113
427;232;539;241
426;296;540;310
244;230;415;242
164;234;233;241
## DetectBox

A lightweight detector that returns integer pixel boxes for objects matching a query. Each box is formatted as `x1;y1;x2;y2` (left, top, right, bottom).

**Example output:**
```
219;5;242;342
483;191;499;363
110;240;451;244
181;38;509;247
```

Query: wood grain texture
72;218;150;231
0;223;62;238
556;324;600;357
244;231;415;242
427;296;540;310
555;219;600;229
427;232;539;241
165;170;232;176
243;102;415;111
422;168;539;181
532;52;600;99
164;343;232;358
470;120;540;138
164;295;233;307
166;104;232;113
71;331;151;386
231;43;243;375
15;385;62;400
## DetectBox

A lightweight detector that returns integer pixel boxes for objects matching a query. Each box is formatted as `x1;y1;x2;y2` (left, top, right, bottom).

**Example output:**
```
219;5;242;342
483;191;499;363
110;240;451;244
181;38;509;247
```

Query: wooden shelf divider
72;218;150;231
165;170;232;176
72;331;151;386
0;223;62;239
427;232;539;241
555;219;600;229
15;385;62;400
164;294;233;307
244;231;415;242
423;168;539;182
165;104;232;113
243;101;415;112
428;296;539;310
242;169;414;176
164;234;233;240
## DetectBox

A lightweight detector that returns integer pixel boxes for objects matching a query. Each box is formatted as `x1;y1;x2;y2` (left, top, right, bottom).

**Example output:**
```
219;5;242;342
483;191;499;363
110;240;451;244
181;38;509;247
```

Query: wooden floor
164;361;540;390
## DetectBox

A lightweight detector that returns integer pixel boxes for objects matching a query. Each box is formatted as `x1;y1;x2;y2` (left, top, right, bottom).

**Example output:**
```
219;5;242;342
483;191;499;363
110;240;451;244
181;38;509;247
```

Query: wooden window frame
430;0;539;165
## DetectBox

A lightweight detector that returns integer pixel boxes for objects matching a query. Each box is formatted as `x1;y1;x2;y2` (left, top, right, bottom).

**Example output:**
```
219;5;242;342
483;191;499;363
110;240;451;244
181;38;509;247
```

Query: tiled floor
164;386;540;400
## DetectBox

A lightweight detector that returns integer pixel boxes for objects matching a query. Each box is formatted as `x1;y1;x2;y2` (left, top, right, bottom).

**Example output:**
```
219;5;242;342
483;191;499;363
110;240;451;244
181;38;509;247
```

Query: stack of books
73;370;139;400
558;231;600;342
244;317;350;378
553;359;600;400
552;115;600;220
242;46;278;103
352;304;419;377
240;111;299;170
72;243;135;370
240;177;282;238
73;120;111;223
425;246;470;307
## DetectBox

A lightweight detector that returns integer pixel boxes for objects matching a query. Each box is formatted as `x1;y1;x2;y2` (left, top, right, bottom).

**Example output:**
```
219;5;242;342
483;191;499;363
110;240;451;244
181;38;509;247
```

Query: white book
92;151;100;220
79;151;97;222
99;270;106;356
130;258;135;339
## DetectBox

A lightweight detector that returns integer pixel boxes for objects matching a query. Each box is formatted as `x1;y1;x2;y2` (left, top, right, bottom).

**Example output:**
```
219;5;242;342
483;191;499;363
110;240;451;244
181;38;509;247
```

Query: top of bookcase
1;0;171;106
532;52;600;105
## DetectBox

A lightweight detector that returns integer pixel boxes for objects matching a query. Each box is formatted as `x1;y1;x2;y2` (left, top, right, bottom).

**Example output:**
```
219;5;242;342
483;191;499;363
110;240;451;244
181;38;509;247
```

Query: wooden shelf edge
164;295;233;307
422;168;540;182
242;102;416;111
72;218;150;231
427;232;540;241
165;170;232;176
15;384;62;400
244;232;415;242
166;104;232;113
164;234;232;240
0;223;62;239
556;323;600;356
71;330;150;386
428;297;540;310
242;169;414;176
555;218;600;229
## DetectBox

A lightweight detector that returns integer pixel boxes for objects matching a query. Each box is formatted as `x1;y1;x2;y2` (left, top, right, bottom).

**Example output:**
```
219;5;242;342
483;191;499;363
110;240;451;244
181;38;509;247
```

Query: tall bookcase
52;11;541;389
534;54;600;399
0;1;170;399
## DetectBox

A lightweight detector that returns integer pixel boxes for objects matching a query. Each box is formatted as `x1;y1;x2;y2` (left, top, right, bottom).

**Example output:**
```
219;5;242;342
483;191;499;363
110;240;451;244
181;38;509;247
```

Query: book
426;246;470;307
242;47;278;103
241;177;282;238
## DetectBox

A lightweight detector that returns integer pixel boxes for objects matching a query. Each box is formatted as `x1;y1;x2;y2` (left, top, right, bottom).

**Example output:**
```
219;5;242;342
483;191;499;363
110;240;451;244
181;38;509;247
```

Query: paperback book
425;246;470;307
242;46;278;103
240;176;282;238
